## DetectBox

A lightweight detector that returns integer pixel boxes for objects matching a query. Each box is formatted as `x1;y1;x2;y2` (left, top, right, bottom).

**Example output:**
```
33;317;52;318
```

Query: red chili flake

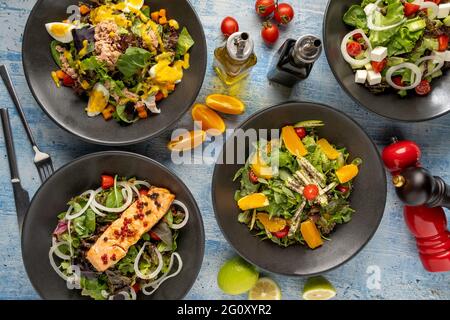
137;213;145;220
113;230;120;238
101;254;108;265
136;201;144;210
111;254;117;261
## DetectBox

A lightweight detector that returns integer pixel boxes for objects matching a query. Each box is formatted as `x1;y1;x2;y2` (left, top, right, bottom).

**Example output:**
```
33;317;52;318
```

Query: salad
46;0;194;124
50;175;189;300
342;0;450;96
233;121;361;249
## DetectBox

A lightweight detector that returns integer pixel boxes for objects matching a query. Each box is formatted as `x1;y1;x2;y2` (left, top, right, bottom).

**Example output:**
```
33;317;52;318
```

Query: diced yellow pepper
336;164;359;184
169;19;179;30
317;138;340;160
51;71;60;88
300;220;323;249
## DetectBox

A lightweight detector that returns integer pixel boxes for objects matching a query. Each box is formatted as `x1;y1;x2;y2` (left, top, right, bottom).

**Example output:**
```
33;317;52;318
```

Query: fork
0;65;54;182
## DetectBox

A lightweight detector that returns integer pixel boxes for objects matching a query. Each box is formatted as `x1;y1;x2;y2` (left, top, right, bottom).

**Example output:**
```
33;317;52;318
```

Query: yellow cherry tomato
205;94;245;115
191;103;226;135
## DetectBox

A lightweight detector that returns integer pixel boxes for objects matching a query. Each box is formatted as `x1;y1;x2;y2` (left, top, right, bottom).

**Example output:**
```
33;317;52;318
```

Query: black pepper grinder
267;35;322;87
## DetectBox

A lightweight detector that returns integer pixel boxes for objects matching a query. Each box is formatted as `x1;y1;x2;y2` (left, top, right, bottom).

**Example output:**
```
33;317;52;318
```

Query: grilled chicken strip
86;187;175;272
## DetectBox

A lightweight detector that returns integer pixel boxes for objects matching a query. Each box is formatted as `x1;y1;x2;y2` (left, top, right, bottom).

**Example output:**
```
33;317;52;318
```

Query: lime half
302;276;336;300
217;257;259;295
248;277;282;300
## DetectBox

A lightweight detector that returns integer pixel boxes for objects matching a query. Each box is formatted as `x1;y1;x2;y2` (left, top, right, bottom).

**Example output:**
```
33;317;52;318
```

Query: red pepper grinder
382;138;450;272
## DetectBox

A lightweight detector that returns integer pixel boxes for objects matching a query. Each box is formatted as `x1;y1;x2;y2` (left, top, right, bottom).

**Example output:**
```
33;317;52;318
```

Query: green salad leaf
176;27;194;56
387;17;425;56
73;208;96;238
369;0;405;47
343;5;367;30
117;47;152;78
80;276;108;300
50;40;62;67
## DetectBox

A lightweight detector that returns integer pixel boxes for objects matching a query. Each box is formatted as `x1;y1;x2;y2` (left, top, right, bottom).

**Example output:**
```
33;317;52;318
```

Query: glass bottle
213;32;258;86
267;35;322;87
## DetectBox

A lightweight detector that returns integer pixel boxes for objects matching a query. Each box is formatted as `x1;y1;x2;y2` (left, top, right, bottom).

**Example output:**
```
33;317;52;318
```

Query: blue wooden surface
0;0;449;300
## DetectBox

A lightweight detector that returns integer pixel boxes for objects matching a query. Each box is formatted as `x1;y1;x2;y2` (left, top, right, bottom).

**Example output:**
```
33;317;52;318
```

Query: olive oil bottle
213;32;257;86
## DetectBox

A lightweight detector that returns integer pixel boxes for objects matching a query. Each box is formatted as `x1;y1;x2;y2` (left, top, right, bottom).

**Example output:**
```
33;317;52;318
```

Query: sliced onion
65;190;95;220
130;183;141;199
170;200;189;230
341;29;372;68
108;290;135;300
367;0;406;31
141;253;183;296
416;55;444;77
91;182;133;213
89;200;106;217
419;2;438;19
67;220;74;257
49;242;71;281
133;180;151;189
386;62;423;90
52;238;71;260
134;242;163;280
101;290;110;299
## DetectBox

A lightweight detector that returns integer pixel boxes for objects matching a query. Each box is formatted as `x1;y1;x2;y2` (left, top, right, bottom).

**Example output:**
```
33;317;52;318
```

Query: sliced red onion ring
134;242;163;280
386;62;423;90
341;29;372;68
170;200;189;230
65;190;95;220
416;55;445;77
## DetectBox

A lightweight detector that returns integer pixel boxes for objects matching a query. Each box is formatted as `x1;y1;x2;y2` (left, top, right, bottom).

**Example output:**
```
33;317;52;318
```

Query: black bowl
212;102;387;276
22;0;207;145
323;0;450;122
22;151;205;299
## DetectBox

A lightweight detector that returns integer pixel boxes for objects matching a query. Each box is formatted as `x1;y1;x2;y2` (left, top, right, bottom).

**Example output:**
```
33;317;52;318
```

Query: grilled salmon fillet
86;187;175;272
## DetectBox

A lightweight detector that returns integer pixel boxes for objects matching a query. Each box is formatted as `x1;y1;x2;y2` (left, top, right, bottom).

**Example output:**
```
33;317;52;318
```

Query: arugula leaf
73;208;96;238
116;245;139;275
105;187;124;208
176;27;194;56
117;47;152;78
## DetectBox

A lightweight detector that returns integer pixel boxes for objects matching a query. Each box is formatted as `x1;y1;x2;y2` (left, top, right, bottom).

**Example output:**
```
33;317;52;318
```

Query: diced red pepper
404;2;420;17
272;226;290;239
392;76;404;87
139;188;149;196
438;34;449;52
155;92;164;102
149;231;161;241
353;33;363;41
101;175;114;190
371;58;387;73
425;0;440;4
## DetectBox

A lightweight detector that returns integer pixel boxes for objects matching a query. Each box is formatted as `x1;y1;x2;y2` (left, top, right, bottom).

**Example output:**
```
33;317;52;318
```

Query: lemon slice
302;276;336;300
248;277;281;300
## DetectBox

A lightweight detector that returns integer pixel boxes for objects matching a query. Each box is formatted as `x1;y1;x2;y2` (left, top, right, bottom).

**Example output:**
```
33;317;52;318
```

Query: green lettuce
73;208;96;238
176;27;194;56
343;5;367;30
369;0;405;47
387;17;425;56
117;47;152;78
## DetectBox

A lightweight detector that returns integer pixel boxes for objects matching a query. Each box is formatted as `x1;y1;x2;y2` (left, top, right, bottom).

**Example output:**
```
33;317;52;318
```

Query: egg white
45;22;75;43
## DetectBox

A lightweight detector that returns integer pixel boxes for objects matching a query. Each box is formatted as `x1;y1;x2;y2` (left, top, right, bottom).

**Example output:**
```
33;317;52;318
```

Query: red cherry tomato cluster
255;0;295;45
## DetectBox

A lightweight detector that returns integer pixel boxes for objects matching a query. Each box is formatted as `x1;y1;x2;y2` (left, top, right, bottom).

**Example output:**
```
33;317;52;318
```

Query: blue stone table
0;0;449;300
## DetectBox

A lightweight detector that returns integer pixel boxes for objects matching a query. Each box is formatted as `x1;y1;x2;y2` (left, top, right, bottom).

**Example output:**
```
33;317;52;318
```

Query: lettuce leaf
176;27;194;56
117;47;152;78
343;5;367;30
387;18;425;56
369;0;405;47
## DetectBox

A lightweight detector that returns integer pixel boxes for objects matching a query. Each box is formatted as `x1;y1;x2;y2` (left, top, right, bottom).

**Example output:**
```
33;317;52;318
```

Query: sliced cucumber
294;120;324;128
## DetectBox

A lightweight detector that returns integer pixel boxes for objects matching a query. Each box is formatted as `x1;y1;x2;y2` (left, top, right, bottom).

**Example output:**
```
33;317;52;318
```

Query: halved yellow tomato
256;213;287;233
237;193;269;211
167;130;206;152
191;103;226;136
281;126;308;157
336;164;359;183
317;138;340;160
205;94;245;115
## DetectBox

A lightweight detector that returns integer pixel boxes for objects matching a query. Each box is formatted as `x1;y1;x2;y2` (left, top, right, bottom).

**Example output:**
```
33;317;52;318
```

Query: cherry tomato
274;3;294;25
294;127;307;139
415;79;431;96
261;22;279;45
139;188;149;196
353;33;363;41
249;170;259;184
149;231;161;241
272;226;290;239
382;139;421;173
101;175;114;190
255;0;276;17
392;76;404;87
371;58;387;73
438;34;449;52
336;185;350;193
404;2;420;17
221;16;239;37
346;41;362;57
62;74;75;87
303;184;319;201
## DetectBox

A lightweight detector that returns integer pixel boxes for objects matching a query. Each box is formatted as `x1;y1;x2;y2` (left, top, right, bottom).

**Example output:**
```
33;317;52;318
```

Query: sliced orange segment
237;193;269;211
167;130;206;152
281;126;308;157
191;103;226;136
317;138;340;160
250;152;274;179
300;219;323;249
205;94;245;115
256;213;287;233
336;164;359;184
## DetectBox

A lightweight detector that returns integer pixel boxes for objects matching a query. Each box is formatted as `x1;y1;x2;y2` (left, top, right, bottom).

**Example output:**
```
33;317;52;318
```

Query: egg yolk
152;60;183;85
88;90;108;113
90;5;131;27
50;24;70;37
128;0;143;8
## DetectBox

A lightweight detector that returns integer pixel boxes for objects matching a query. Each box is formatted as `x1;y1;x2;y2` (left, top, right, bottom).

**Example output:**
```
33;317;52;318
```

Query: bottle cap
226;32;254;61
292;35;322;64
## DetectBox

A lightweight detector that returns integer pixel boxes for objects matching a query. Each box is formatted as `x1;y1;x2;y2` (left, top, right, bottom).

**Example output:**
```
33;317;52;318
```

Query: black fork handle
1;109;20;180
0;65;37;147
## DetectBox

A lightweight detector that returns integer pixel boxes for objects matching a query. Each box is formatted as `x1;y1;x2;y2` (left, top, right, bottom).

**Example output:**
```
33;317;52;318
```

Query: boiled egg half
125;0;145;10
86;83;110;117
45;22;75;43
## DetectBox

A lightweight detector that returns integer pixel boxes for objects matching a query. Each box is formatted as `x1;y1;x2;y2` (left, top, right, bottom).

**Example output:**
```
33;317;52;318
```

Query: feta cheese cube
438;3;450;19
364;3;377;16
445;51;450;62
367;71;382;85
355;70;368;84
432;51;448;61
370;47;388;62
365;63;373;71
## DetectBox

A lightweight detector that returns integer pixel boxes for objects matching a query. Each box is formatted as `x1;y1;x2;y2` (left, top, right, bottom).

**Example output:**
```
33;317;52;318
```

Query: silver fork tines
33;146;54;182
